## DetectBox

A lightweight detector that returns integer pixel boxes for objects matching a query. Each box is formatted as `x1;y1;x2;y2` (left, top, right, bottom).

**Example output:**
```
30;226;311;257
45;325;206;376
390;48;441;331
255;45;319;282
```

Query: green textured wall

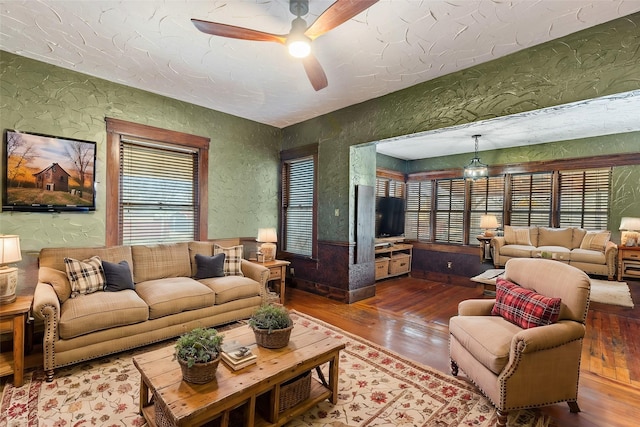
0;51;281;251
282;13;640;243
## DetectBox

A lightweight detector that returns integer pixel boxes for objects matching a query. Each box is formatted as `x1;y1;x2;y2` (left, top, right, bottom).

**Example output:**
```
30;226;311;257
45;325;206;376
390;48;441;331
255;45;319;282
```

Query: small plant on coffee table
249;304;294;349
175;327;224;383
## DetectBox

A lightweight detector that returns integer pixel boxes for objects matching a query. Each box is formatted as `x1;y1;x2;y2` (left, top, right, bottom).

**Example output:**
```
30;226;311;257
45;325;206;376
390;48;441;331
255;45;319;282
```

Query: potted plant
174;327;224;384
249;304;294;349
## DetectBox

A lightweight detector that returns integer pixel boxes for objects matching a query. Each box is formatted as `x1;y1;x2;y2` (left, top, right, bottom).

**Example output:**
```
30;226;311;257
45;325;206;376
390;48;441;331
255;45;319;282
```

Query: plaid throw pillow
213;245;244;276
491;278;561;329
64;256;106;298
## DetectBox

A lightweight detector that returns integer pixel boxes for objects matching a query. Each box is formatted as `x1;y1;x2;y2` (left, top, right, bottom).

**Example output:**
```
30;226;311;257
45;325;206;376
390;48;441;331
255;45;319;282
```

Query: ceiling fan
191;0;379;91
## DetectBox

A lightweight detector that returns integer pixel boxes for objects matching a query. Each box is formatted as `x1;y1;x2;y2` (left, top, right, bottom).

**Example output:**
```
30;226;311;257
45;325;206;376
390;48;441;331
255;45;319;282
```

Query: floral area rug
1;312;551;427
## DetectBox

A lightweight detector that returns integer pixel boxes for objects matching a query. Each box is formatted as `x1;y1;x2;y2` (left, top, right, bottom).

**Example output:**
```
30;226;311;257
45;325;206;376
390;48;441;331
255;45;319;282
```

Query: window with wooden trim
558;168;611;229
281;147;317;258
405;180;432;241
105;118;209;246
509;172;552;227
435;178;465;244
470;176;505;237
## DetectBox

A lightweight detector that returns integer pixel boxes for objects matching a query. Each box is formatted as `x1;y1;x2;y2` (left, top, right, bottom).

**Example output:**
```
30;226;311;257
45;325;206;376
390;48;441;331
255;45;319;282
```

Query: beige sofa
491;226;617;280
33;241;269;381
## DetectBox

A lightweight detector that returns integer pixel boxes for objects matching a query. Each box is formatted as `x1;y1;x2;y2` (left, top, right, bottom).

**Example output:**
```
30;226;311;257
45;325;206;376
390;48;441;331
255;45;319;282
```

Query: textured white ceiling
2;0;640;130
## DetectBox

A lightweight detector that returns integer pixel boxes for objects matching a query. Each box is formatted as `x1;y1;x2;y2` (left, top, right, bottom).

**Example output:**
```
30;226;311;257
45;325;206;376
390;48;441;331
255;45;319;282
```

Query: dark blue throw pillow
102;260;135;292
195;253;226;279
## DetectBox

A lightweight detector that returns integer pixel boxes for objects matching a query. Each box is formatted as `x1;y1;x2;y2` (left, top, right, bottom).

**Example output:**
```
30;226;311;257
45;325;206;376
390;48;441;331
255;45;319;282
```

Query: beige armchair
449;258;590;426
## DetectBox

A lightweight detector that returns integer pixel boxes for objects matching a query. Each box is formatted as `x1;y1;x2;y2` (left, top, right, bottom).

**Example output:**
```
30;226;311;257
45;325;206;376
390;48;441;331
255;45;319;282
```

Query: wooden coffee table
133;322;345;427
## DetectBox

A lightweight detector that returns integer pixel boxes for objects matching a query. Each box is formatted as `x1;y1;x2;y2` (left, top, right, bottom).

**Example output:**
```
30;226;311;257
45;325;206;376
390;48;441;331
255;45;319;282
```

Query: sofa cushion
570;248;607;265
59;289;148;339
39;246;133;274
580;230;611;252
39;267;72;303
492;278;562;329
449;315;521;375
188;241;214;277
102;260;135;292
198;275;261;304
131;242;192;283
504;226;532;246
214;245;244;276
64;256;106;298
572;228;587;249
500;244;536;258
194;253;225;279
538;227;573;247
135;277;214;319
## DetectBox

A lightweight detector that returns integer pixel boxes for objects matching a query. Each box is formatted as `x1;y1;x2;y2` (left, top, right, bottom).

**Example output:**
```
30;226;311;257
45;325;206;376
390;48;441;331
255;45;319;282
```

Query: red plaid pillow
491;278;561;329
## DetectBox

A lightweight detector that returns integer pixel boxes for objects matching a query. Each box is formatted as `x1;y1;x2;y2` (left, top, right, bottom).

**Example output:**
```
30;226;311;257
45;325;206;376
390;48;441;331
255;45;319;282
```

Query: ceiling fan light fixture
287;17;311;58
463;135;489;180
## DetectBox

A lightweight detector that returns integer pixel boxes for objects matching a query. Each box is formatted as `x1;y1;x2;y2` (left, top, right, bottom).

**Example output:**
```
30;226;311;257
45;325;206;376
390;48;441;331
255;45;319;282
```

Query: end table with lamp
250;259;290;304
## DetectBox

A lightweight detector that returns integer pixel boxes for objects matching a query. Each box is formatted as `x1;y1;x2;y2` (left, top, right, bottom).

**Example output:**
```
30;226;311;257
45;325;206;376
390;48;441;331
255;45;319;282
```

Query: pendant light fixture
463;134;488;180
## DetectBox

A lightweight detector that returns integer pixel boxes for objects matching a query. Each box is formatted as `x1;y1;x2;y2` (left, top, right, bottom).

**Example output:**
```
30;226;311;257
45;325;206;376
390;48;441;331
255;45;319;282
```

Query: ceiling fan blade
302;54;328;91
305;0;379;40
191;19;286;44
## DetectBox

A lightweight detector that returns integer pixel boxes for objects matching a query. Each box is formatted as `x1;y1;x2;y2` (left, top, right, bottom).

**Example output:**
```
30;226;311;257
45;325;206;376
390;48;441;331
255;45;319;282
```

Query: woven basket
154;398;174;427
178;354;221;384
279;371;311;412
252;325;293;349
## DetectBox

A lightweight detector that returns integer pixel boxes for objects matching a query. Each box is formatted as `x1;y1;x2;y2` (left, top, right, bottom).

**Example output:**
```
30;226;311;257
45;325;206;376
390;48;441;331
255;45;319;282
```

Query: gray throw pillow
102;260;135;292
195;253;226;279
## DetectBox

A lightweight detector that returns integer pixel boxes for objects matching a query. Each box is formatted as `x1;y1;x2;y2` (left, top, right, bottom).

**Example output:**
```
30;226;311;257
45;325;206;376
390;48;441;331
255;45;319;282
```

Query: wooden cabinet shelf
618;246;640;281
374;244;412;281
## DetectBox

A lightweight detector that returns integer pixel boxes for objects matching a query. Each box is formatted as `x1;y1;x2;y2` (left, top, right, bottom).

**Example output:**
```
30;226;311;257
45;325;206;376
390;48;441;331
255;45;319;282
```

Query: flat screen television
376;196;405;238
3;129;96;212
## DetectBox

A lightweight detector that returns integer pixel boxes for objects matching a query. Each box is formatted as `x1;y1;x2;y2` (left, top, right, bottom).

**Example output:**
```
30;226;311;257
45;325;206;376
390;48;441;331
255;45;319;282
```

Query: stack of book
221;342;257;371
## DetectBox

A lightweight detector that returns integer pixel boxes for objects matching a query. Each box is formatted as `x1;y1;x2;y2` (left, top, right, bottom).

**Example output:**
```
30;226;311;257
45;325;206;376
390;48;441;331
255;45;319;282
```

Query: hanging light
463;134;488;180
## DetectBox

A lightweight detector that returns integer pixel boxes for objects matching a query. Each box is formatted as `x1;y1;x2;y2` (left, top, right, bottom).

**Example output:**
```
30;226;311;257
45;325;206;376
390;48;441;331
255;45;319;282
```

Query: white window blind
559;168;611;229
510;173;552;227
470;176;504;239
282;156;314;256
405;180;432;241
435;178;465;243
120;140;198;245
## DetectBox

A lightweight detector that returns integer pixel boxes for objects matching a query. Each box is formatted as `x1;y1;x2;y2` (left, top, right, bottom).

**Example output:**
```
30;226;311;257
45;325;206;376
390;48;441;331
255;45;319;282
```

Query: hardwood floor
286;276;640;427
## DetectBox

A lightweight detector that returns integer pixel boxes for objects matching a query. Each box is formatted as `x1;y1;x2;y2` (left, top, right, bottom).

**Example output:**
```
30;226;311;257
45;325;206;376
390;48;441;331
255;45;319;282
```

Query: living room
1;2;640;426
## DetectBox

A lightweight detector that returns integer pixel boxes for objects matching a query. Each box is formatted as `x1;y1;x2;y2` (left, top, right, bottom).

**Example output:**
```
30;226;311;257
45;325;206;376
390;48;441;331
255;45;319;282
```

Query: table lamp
619;217;640;247
256;228;278;262
0;234;22;304
480;214;499;237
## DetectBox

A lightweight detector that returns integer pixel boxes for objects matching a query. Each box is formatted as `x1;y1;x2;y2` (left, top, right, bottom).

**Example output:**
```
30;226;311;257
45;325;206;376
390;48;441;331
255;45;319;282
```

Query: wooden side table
618;245;640;281
250;259;290;304
0;295;33;387
477;236;493;263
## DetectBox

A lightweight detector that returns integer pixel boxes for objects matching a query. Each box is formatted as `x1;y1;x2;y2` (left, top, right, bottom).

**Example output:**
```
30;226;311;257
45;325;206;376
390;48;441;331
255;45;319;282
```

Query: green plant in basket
175;327;224;368
249;304;293;333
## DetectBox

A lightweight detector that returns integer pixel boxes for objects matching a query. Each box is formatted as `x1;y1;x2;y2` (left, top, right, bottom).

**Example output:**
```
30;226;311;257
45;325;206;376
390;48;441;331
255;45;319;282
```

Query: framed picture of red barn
3;129;96;212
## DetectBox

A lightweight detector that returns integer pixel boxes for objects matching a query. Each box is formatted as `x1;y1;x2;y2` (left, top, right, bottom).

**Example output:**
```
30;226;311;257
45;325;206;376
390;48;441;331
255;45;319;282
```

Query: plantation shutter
283;156;314;256
559;168;611;229
435;178;465;243
120;139;198;245
470;176;505;239
405;180;432;241
510;172;552;227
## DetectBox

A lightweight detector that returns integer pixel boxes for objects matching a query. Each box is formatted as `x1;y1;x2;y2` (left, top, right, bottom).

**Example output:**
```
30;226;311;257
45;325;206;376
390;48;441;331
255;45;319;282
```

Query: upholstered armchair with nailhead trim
449;258;590;426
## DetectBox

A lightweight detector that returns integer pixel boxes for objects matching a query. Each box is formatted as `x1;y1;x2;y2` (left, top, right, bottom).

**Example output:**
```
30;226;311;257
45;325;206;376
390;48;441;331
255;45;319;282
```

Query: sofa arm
33;281;61;375
511;320;585;354
458;299;495;316
604;241;618;279
240;260;270;300
491;237;506;266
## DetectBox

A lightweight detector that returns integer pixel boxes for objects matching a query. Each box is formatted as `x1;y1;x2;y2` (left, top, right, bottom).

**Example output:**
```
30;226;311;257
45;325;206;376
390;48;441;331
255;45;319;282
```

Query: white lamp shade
480;215;499;229
0;235;21;265
619;217;640;231
257;228;278;243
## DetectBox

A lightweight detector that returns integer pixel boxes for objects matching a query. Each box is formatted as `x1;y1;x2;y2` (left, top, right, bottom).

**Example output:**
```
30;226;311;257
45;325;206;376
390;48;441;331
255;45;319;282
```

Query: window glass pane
121;141;197;245
510;173;552;227
405;181;431;241
470;176;504;239
283;157;314;256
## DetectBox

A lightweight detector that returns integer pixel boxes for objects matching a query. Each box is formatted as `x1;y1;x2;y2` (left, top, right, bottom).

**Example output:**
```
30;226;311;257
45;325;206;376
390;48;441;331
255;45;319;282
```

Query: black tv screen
376;196;405;237
3;129;96;212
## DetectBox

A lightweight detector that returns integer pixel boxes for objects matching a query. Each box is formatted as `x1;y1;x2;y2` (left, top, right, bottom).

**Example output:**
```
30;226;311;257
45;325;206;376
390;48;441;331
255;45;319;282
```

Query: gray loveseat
33;241;269;381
